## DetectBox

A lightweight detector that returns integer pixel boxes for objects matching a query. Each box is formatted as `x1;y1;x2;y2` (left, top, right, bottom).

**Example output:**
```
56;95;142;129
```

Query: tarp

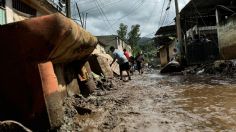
0;13;97;63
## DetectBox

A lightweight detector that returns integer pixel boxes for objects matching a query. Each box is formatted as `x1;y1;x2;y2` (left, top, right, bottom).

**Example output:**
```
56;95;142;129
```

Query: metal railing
46;0;66;14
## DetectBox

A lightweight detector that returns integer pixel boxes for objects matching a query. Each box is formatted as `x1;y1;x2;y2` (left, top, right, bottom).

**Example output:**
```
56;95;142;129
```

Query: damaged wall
218;14;236;60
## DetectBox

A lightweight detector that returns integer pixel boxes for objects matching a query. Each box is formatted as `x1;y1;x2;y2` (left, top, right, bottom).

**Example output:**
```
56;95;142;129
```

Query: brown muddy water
60;71;236;132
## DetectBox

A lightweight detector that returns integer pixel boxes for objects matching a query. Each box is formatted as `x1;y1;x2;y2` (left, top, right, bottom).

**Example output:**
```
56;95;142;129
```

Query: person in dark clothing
129;56;135;75
135;52;144;74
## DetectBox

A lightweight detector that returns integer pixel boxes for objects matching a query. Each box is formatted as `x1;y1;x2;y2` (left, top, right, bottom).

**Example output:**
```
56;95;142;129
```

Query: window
12;0;36;16
0;0;5;8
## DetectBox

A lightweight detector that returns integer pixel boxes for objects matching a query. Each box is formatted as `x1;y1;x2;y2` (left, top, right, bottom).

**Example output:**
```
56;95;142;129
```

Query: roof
155;25;176;36
155;36;176;47
96;35;118;46
180;0;235;17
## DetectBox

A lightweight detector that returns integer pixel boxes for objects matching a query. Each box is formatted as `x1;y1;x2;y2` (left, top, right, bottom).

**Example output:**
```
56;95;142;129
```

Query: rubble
59;76;117;131
183;60;236;76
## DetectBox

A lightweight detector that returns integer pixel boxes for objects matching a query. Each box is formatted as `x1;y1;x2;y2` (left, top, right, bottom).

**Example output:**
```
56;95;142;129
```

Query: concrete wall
218;15;236;59
4;0;58;24
117;37;123;51
159;40;176;66
168;40;176;61
92;43;106;54
103;37;132;56
159;46;168;66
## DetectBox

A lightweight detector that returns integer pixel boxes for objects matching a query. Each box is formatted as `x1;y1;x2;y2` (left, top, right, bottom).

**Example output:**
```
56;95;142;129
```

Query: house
97;35;132;56
179;0;236;64
0;0;66;25
155;25;177;66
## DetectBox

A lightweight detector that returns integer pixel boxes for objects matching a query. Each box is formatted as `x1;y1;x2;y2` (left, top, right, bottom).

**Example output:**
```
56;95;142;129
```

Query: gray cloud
72;0;189;37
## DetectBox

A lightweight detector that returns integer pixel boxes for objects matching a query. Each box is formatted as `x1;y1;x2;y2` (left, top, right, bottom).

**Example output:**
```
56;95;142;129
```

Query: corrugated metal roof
155;25;176;36
180;0;235;16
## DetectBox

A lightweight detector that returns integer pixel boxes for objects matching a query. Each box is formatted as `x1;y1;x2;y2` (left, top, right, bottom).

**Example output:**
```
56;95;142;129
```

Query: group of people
109;46;144;81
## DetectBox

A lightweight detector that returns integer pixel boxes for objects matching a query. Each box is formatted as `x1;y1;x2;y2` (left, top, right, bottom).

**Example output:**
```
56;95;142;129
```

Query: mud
59;70;236;132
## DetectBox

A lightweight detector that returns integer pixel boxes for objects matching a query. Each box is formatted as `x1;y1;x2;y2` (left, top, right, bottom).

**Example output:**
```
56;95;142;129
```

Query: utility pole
174;0;184;62
76;2;84;28
85;13;88;30
66;0;71;18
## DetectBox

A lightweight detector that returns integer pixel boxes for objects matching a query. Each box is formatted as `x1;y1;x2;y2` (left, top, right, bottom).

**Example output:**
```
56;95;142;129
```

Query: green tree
127;24;141;50
117;23;128;41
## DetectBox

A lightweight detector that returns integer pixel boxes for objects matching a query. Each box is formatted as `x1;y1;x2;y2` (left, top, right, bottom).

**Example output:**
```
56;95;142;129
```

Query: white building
0;0;66;25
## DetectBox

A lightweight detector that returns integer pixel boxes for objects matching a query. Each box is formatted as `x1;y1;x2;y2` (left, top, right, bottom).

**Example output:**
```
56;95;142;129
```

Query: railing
12;0;36;16
46;0;66;14
198;26;217;31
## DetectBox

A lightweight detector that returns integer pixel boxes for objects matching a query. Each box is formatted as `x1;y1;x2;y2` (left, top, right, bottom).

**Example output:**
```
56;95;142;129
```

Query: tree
117;23;128;41
127;24;141;50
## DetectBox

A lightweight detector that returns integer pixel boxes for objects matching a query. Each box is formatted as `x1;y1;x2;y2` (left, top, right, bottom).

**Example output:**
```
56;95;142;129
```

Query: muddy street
59;70;236;131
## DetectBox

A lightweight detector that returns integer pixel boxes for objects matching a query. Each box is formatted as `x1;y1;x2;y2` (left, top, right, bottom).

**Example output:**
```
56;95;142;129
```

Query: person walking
110;46;131;81
135;52;144;74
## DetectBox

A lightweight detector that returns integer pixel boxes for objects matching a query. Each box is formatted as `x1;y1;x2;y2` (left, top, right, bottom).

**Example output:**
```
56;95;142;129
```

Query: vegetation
138;39;157;63
117;23;128;41
127;24;141;50
117;23;141;55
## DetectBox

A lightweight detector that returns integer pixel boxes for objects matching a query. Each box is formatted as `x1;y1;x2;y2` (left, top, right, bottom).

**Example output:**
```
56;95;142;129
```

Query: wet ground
60;70;236;132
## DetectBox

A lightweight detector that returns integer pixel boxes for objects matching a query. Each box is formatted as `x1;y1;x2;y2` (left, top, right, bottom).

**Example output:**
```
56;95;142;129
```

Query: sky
71;0;190;38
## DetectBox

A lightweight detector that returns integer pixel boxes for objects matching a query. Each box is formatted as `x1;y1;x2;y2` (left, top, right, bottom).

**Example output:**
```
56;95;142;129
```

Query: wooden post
66;0;71;18
174;0;184;61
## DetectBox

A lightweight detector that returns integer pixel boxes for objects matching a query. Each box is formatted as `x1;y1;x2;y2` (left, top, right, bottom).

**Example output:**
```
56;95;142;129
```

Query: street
1;0;236;131
60;70;236;132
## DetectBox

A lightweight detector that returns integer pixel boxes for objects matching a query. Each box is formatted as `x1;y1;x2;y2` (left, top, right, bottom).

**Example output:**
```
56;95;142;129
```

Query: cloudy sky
71;0;190;37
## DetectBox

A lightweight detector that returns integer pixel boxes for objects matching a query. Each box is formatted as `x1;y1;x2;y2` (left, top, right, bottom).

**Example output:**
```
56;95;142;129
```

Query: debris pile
184;60;236;76
59;77;116;131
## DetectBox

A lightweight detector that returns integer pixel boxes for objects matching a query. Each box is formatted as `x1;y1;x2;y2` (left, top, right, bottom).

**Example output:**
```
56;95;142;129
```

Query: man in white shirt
110;46;131;81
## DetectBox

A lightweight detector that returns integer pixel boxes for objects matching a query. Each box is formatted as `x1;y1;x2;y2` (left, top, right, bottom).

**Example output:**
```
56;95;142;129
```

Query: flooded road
61;70;236;131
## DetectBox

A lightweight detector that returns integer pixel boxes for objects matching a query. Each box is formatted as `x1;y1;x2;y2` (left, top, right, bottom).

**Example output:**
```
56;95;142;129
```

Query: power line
111;0;145;26
80;0;124;14
158;0;167;28
95;0;116;33
191;0;207;26
143;0;171;38
72;0;145;33
160;0;172;27
145;1;159;25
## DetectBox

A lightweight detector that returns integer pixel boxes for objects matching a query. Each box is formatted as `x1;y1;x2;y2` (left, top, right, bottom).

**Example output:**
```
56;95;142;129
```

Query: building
0;0;66;25
97;35;132;55
176;0;233;65
155;25;177;66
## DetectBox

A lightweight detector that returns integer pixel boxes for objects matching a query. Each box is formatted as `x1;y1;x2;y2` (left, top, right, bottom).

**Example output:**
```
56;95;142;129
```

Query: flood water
145;72;236;131
63;71;236;131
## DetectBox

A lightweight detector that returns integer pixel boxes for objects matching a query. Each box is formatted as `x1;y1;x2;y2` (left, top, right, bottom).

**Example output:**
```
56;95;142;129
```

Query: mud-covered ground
59;70;236;132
